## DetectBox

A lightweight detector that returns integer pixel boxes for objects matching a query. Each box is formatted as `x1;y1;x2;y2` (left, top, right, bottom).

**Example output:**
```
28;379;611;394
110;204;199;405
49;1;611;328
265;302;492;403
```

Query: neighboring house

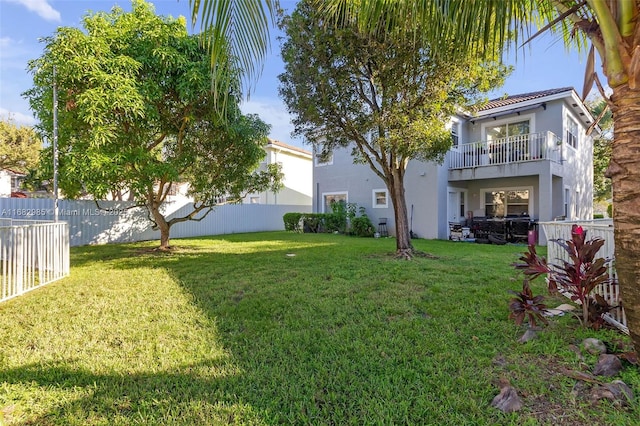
243;139;313;205
313;87;597;244
0;169;26;197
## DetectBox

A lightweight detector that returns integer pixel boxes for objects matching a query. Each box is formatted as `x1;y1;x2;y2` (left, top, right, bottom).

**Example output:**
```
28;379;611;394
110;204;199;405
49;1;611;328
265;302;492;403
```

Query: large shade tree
279;0;508;257
322;0;640;353
25;0;281;249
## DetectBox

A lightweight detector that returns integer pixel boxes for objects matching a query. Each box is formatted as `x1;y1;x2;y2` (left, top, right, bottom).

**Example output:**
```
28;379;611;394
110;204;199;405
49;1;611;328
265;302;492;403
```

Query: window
566;116;579;148
483;189;530;218
322;192;347;213
564;187;570;219
315;151;334;166
250;196;260;204
372;189;388;208
486;119;530;141
451;122;460;147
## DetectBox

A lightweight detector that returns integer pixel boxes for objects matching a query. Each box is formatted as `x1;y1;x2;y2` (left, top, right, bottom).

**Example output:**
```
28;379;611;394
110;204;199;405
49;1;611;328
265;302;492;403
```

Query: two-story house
243;139;313;205
313;87;597;244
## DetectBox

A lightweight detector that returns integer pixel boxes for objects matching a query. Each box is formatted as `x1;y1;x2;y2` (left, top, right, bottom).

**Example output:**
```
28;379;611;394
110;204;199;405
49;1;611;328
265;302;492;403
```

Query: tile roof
481;87;575;111
267;138;312;156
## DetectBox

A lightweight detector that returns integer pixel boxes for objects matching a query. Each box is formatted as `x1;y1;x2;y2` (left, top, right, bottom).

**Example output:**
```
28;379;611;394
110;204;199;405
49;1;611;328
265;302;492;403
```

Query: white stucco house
312;87;598;244
243;139;313;205
0;169;26;197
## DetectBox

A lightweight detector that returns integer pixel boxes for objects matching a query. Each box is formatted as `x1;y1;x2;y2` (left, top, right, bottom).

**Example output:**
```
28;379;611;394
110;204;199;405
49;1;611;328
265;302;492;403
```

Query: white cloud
0;37;12;48
0;108;37;126
5;0;61;22
240;98;305;148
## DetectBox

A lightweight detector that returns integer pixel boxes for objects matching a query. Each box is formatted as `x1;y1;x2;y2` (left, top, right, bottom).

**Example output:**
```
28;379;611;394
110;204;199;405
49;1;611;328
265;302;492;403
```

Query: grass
0;232;638;425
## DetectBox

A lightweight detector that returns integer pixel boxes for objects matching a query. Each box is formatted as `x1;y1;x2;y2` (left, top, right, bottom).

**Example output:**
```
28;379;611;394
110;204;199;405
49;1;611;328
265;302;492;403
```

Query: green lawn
0;232;637;425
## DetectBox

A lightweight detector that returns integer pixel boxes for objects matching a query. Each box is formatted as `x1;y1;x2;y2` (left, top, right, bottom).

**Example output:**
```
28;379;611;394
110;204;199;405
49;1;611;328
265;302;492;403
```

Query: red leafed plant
512;224;615;329
508;279;548;328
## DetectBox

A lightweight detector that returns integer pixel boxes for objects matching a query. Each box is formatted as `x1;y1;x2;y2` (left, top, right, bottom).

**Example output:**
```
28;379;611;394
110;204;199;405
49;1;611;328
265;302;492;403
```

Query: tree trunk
147;199;172;250
388;167;413;257
607;84;640;354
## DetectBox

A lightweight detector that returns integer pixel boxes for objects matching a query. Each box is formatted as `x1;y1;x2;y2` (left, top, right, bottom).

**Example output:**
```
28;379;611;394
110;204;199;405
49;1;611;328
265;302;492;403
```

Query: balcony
449;131;561;170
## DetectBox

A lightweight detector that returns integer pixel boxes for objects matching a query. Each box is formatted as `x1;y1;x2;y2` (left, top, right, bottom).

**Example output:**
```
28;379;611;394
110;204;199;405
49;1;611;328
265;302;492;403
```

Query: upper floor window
566;116;579;149
451;122;460;147
486;119;530;141
315;151;334;166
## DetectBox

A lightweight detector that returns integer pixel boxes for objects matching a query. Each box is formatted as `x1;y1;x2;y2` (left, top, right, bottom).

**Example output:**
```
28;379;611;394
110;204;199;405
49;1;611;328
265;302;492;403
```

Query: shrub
301;213;327;233
350;207;375;237
325;200;348;233
607;203;613;218
593;213;604;219
508;280;548;328
283;213;303;232
512;224;614;329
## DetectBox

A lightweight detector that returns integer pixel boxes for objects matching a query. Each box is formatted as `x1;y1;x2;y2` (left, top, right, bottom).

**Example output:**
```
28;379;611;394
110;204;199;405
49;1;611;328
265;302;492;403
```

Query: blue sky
1;0;601;148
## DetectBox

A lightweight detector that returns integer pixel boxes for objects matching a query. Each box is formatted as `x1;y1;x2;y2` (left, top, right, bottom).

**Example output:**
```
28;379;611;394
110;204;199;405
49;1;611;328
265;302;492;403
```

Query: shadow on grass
0;360;263;424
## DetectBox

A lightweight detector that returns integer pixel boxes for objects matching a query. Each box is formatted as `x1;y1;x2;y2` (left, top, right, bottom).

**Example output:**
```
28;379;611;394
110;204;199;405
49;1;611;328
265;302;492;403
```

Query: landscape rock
491;381;523;413
593;354;623;377
582;338;607;355
590;380;634;406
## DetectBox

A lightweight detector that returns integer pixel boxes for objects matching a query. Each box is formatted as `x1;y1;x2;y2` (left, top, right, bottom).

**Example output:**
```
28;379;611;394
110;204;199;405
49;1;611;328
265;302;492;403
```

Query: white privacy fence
540;220;627;334
0;199;312;247
0;219;70;303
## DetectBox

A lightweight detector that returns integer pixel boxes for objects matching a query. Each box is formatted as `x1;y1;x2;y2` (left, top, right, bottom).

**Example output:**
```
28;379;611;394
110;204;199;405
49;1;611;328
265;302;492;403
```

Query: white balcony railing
449;131;562;169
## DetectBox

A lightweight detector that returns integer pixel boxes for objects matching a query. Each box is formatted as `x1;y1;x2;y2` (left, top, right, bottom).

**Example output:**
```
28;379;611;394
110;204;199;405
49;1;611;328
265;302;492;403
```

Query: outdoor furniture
378;217;388;237
508;219;532;243
449;222;463;241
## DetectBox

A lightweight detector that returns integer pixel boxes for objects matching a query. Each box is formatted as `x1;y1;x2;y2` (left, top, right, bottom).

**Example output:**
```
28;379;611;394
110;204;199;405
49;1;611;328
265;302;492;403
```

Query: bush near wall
283;212;303;232
302;213;328;233
283;213;330;233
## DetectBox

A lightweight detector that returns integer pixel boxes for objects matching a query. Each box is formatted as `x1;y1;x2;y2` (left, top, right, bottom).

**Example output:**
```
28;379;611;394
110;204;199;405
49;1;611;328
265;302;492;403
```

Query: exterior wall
313;144;393;229
403;161;446;239
246;142;313;205
560;104;594;220
0;170;10;197
312;144;446;239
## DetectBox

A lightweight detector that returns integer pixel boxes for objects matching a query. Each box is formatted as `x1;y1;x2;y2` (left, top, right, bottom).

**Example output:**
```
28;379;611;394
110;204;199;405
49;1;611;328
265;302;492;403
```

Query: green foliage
350;206;375;237
325;200;348;233
508;279;548;328
24;0;281;247
351;216;375;237
0;117;42;174
279;1;509;251
513;225;614;329
283;212;303;232
301;213;327;233
608;203;613;218
589;98;613;201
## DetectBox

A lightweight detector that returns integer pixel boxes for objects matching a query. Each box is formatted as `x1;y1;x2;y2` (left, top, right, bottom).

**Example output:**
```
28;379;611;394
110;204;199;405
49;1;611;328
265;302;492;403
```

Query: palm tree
324;0;640;354
188;0;276;112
